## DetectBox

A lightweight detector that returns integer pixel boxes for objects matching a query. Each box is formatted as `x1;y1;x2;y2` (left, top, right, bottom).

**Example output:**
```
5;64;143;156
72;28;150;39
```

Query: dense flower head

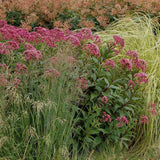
49;28;65;41
93;35;102;45
0;63;7;69
116;116;129;127
67;56;76;64
0;74;7;86
0;20;7;28
136;59;147;72
101;96;108;104
76;28;93;41
113;35;125;48
42;36;57;48
148;103;157;115
126;50;139;60
128;80;135;87
119;58;132;71
140;115;149;124
15;63;27;74
134;72;148;84
83;43;101;57
64;35;81;47
24;43;35;50
45;69;60;78
103;59;115;72
23;49;42;61
34;27;50;36
102;112;111;122
11;78;21;88
0;42;10;54
6;41;19;50
29;32;43;44
128;80;135;90
76;77;87;89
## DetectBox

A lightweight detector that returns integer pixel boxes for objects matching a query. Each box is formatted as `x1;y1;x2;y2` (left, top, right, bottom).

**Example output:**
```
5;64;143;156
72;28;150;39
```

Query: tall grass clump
0;26;81;158
97;14;160;158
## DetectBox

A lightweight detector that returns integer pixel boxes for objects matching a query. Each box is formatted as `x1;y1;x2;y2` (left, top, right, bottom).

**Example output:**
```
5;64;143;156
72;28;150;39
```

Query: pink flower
76;77;87;89
101;96;108;104
11;78;21;88
67;56;76;64
45;69;60;78
140;115;149;124
113;35;125;48
49;56;57;62
0;20;7;28
76;28;93;41
6;41;19;50
126;50;139;61
15;63;27;74
136;59;147;72
102;112;111;122
128;80;135;87
119;59;132;71
0;74;7;86
83;43;101;57
0;63;7;69
134;72;148;84
52;69;60;77
24;43;35;50
148;103;157;115
64;35;81;47
93;35;102;45
103;59;115;72
116;116;129;127
0;42;10;55
23;49;42;61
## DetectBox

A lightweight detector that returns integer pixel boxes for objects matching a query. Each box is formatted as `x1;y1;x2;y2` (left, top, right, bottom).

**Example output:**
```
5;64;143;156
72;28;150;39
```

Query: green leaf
104;78;109;86
110;85;121;90
90;92;99;100
93;137;102;147
87;129;99;135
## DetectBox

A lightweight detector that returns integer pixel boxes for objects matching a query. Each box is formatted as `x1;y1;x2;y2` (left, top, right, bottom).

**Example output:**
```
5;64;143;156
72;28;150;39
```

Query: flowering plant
73;35;151;151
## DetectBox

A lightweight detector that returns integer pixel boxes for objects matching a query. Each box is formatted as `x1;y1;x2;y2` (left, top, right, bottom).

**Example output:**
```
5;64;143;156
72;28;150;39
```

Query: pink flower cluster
119;58;132;71
76;28;93;41
140;115;148;124
83;43;101;57
6;41;19;50
109;35;125;54
134;72;148;84
11;78;21;88
0;63;7;69
116;116;129;127
148;103;157;115
15;63;27;74
45;69;60;78
128;80;135;89
64;35;81;47
23;49;42;61
0;42;10;54
101;96;108;104
113;35;125;48
67;56;76;64
103;59;115;72
102;112;111;122
76;77;87;89
126;50;147;72
0;74;7;86
0;20;102;61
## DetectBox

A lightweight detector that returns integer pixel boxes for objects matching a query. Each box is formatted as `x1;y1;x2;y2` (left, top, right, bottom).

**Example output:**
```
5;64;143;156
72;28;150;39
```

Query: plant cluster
0;20;158;159
0;0;160;31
